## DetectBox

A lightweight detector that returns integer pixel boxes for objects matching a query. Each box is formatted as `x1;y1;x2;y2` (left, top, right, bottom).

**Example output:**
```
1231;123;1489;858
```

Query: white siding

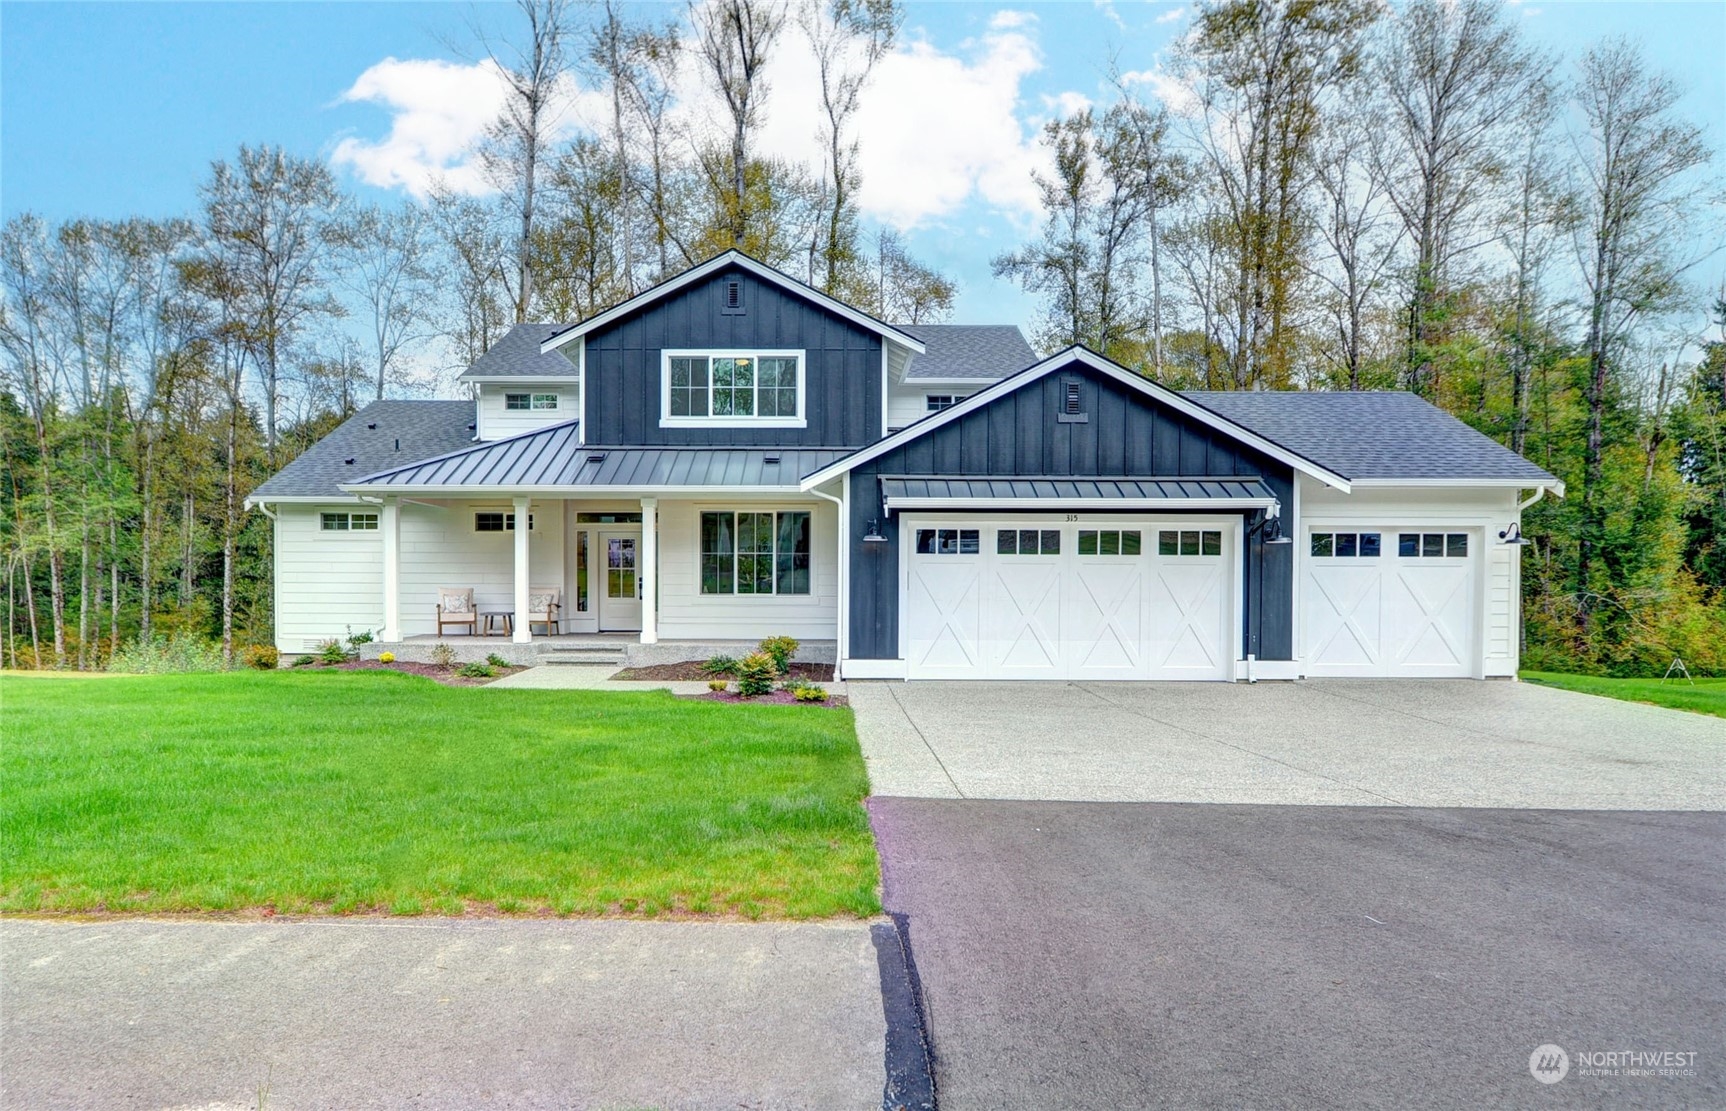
477;383;579;440
1297;481;1524;677
274;504;384;651
655;498;839;640
397;500;566;637
886;382;979;432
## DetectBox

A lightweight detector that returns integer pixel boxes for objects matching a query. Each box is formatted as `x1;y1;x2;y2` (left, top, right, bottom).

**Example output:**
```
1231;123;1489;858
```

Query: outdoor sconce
1499;522;1532;546
863;519;889;544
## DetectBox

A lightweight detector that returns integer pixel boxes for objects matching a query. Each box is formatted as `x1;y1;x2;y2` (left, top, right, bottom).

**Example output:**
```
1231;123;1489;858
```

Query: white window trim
660;348;808;429
318;509;380;533
694;504;816;599
472;509;535;534
504;391;560;411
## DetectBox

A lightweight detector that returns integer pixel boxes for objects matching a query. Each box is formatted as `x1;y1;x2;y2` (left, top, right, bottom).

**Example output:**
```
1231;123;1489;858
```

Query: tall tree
1378;0;1541;398
340;204;434;400
479;0;576;322
198;145;343;467
692;0;786;251
1571;39;1712;628
1178;0;1378;389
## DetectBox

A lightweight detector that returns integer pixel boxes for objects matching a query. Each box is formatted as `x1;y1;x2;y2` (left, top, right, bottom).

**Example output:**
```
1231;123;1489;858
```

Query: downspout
808;482;848;679
1518;487;1546;513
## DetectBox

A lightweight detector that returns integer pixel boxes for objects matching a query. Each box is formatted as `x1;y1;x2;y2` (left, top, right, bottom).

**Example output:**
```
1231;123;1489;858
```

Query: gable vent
720;278;745;316
1057;377;1088;424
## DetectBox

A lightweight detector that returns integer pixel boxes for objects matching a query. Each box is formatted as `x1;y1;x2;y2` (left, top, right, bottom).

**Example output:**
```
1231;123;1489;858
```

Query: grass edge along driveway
1;671;879;919
1521;670;1726;719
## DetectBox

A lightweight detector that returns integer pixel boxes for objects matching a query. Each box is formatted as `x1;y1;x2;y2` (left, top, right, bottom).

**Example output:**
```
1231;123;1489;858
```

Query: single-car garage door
904;520;1234;681
1302;528;1478;677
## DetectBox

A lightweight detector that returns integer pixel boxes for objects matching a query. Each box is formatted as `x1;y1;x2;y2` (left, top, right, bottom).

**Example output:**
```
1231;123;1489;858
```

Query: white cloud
335;8;1070;228
1095;0;1126;30
1120;65;1197;115
1154;6;1188;24
330;56;603;197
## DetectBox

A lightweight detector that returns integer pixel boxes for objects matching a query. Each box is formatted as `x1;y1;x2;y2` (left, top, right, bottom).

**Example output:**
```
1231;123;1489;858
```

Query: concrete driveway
849;679;1726;808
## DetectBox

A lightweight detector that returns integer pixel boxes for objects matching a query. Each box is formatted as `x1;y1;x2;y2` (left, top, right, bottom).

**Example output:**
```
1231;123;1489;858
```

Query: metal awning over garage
878;476;1279;513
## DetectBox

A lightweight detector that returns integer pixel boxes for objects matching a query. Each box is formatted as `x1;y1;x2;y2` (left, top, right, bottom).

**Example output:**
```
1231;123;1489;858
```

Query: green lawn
0;671;879;918
1521;671;1726;719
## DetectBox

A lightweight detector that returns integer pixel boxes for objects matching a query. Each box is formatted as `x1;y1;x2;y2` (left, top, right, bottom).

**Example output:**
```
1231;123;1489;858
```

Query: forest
2;0;1722;674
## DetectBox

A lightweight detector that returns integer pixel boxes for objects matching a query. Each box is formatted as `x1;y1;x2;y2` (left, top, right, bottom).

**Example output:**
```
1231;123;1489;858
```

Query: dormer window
662;350;806;428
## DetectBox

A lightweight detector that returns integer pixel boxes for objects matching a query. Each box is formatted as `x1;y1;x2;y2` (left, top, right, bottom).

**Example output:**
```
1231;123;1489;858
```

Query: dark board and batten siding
847;360;1297;662
581;265;884;448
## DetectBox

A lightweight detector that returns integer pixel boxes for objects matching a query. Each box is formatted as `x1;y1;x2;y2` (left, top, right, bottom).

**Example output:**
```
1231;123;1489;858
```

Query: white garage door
1302;528;1478;677
904;521;1233;681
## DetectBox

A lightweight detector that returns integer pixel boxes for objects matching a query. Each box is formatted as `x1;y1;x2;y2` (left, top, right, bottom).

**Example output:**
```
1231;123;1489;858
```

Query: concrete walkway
850;678;1725;808
2;918;884;1110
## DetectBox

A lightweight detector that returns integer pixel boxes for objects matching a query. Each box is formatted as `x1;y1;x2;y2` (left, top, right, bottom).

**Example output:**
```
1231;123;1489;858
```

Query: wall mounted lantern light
1498;522;1532;546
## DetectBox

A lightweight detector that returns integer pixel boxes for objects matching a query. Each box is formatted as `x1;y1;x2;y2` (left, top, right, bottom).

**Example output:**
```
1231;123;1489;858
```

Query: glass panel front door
597;531;643;631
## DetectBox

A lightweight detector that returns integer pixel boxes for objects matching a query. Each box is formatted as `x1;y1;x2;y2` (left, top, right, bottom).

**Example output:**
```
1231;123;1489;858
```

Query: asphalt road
871;799;1726;1110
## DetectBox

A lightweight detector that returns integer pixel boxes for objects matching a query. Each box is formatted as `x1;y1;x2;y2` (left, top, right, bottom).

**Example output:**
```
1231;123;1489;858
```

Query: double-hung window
700;511;811;595
664;351;804;426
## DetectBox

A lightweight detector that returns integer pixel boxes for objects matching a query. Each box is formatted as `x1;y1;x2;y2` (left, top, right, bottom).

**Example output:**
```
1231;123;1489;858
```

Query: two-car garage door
904;519;1233;681
1302;527;1479;677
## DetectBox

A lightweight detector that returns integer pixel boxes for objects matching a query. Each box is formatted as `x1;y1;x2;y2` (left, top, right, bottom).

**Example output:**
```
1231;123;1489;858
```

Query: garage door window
997;528;1061;555
1399;532;1468;558
1310;532;1381;558
1079;529;1141;555
1157;529;1221;556
916;528;979;555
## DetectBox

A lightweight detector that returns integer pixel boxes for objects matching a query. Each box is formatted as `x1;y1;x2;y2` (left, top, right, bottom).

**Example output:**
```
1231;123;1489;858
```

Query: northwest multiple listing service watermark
1530;1043;1700;1085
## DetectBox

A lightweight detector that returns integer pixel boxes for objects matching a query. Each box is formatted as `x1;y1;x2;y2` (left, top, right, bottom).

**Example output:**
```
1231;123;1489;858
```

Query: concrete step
537;647;628;666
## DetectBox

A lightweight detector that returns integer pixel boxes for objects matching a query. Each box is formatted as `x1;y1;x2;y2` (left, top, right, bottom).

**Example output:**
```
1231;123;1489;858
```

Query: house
247;250;1563;681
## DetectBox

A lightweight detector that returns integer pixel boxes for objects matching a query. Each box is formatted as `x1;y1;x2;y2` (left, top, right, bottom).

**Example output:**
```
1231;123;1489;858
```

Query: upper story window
661;350;805;427
505;392;559;411
926;394;958;412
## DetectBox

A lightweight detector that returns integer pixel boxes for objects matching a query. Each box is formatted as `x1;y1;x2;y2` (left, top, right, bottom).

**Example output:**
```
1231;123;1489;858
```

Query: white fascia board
540;250;927;355
1348;476;1567;496
338;483;813;498
457;374;580;384
901;377;1005;386
881;496;1279;512
243;494;357;509
802;346;1353;493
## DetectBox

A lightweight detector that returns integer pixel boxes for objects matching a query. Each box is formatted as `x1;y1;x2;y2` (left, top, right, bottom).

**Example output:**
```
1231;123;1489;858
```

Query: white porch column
513;495;532;643
640;497;658;644
380;497;401;642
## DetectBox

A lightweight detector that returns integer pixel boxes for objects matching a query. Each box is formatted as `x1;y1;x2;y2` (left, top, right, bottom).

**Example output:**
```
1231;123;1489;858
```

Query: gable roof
539;249;926;356
1184;391;1563;490
340;419;843;492
247;400;477;503
897;324;1036;380
801;346;1355;492
458;323;579;381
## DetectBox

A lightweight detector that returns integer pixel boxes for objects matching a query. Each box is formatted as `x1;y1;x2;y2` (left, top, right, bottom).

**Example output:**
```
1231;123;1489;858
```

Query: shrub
242;644;279;670
378;651;396;664
456;661;494;678
429;642;457;667
792;685;829;703
346;627;375;648
106;633;228;674
486;653;512;669
698;655;739;676
291;654;316;668
707;678;728;692
735;652;778;697
758;636;799;674
316;639;351;665
780;676;818;694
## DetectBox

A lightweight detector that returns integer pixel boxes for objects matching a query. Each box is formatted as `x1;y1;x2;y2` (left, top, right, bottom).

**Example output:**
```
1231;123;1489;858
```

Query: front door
598;531;642;631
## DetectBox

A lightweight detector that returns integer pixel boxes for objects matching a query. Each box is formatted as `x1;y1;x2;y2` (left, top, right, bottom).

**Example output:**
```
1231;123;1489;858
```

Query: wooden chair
436;587;477;636
526;586;562;636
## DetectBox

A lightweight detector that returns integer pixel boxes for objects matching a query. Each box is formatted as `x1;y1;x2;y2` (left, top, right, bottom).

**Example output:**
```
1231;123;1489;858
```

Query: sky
3;0;1723;328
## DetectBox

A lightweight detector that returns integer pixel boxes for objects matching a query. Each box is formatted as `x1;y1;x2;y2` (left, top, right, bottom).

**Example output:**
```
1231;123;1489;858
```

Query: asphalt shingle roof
1182;390;1557;483
458;323;579;379
248;401;478;501
348;422;846;489
897;324;1036;380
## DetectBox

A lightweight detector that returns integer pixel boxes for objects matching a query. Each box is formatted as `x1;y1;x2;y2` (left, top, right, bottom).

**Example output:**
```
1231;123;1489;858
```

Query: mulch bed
614;660;836;682
293;659;517;687
683;689;849;708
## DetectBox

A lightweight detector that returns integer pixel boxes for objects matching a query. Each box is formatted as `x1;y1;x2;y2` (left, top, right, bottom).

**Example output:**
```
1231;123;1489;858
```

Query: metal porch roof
878;476;1280;512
